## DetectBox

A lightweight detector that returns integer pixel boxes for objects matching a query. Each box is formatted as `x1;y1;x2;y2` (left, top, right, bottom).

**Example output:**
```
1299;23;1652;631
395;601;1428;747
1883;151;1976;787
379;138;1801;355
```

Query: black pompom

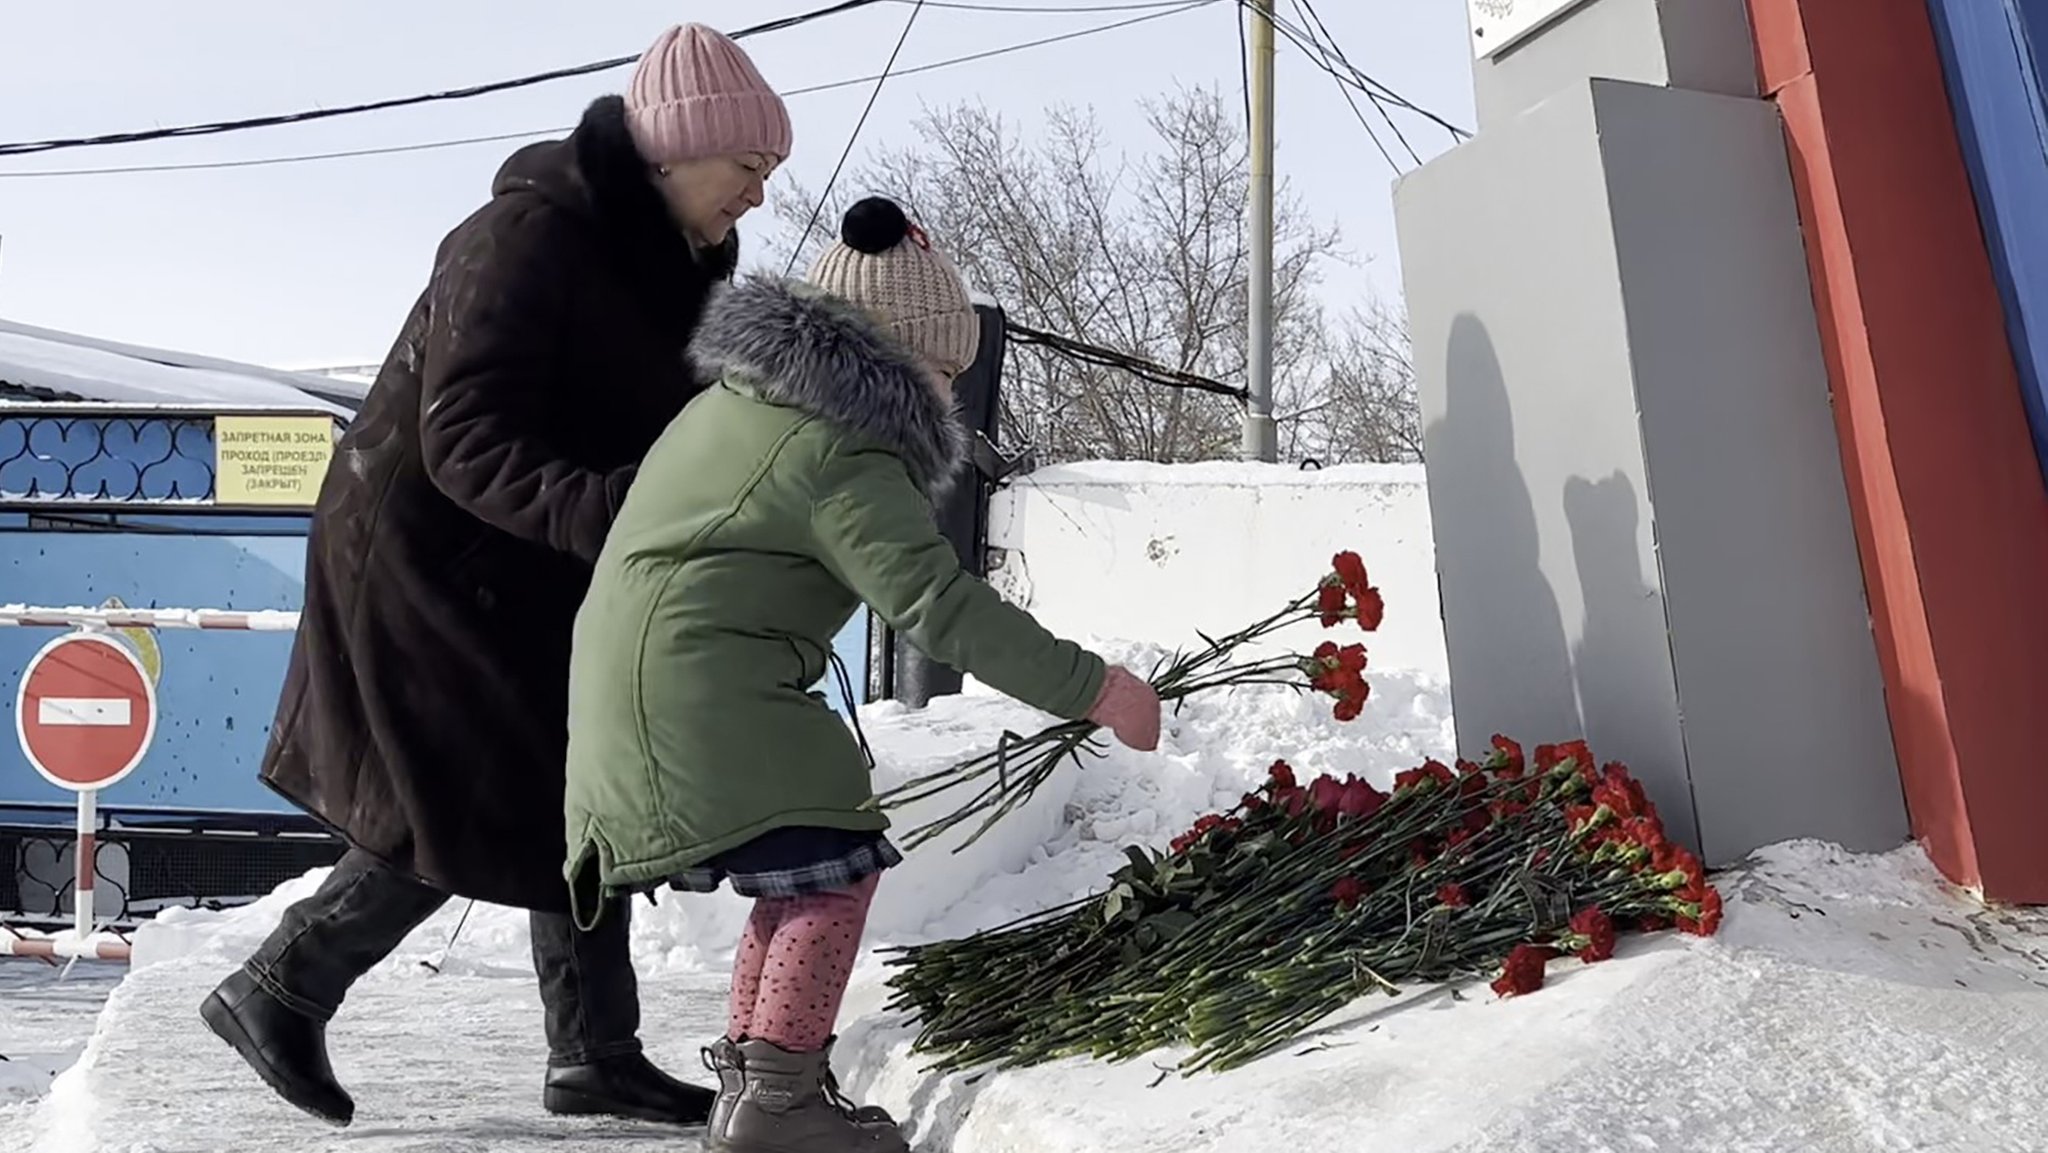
840;197;910;255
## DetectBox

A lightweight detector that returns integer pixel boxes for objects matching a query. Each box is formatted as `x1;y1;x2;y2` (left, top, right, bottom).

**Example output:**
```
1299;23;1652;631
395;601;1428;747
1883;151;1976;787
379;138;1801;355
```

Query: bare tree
758;86;1418;465
1284;301;1423;465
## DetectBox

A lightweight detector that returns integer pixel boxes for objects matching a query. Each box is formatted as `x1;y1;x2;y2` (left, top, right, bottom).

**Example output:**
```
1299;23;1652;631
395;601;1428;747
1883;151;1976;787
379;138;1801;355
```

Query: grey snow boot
711;1038;908;1153
704;1037;747;1139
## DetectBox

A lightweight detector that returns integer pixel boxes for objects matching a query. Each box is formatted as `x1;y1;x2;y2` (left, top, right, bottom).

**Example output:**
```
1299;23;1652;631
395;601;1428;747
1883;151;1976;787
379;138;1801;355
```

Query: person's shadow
1564;470;1701;850
1425;314;1581;753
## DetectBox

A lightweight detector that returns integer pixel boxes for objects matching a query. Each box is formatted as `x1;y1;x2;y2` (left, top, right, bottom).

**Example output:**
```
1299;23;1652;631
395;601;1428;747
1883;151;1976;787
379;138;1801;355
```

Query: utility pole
1241;2;1279;463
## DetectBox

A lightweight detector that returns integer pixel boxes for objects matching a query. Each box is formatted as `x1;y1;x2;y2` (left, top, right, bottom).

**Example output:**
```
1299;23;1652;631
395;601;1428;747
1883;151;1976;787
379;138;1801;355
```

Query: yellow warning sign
214;415;336;507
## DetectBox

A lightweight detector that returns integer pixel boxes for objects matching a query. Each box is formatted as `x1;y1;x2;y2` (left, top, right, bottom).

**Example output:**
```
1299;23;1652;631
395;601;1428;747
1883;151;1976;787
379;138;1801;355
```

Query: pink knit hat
625;23;792;168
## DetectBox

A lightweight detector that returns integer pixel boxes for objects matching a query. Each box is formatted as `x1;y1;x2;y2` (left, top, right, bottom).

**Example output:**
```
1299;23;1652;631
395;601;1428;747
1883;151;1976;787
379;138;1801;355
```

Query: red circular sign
15;632;157;792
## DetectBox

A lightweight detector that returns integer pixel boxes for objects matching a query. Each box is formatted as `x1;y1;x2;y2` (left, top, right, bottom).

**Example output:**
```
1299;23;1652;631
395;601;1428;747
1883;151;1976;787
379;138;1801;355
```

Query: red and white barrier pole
0;935;131;962
75;785;97;945
0;605;300;631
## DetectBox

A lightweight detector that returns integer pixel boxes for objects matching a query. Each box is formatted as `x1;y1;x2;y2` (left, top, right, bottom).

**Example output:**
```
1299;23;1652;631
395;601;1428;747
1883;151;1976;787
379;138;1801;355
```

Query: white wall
986;461;1448;678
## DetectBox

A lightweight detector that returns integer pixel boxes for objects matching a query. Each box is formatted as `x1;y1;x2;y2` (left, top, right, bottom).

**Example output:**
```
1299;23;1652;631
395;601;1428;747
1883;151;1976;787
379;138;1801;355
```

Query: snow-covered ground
6;648;2048;1152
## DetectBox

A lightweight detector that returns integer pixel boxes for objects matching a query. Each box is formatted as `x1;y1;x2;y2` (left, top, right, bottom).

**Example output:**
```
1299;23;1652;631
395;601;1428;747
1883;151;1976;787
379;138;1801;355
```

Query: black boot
200;968;355;1126
543;1051;716;1125
204;849;451;1127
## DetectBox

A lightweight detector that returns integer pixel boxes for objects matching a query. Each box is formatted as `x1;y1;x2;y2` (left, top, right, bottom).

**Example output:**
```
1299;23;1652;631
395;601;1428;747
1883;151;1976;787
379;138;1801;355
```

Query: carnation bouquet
869;551;1387;850
884;740;1722;1076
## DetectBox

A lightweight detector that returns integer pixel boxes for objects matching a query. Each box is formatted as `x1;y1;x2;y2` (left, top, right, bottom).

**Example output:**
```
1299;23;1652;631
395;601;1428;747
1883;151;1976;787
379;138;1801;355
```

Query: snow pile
835;839;2048;1153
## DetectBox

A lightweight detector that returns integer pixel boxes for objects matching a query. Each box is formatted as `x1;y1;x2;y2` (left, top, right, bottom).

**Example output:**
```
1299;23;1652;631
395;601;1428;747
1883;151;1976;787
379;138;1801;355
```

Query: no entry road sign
15;631;157;792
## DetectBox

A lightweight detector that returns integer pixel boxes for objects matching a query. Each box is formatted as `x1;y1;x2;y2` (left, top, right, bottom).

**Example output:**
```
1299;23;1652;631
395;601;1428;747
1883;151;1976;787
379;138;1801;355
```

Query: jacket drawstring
829;650;876;770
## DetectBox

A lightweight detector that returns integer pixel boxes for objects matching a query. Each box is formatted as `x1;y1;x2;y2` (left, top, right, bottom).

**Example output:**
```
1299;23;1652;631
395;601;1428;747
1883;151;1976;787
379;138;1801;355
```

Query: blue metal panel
1926;0;2048;485
0;524;309;817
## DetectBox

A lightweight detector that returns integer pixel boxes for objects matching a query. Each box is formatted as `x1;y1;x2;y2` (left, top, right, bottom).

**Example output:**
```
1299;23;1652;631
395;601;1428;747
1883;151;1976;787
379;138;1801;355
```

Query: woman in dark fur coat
199;23;788;1131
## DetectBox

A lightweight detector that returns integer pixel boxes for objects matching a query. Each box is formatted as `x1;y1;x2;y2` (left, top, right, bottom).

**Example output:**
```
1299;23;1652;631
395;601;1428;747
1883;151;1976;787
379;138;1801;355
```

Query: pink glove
1086;665;1161;752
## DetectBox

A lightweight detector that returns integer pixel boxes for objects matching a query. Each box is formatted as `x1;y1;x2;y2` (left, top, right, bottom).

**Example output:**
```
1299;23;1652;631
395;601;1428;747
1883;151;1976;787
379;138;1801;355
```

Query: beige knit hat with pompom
806;197;980;379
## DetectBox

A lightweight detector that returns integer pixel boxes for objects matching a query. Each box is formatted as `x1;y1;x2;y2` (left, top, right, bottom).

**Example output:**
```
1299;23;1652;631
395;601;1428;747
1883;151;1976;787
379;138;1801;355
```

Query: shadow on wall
1564;470;1699;848
1425;314;1580;753
1563;473;1665;754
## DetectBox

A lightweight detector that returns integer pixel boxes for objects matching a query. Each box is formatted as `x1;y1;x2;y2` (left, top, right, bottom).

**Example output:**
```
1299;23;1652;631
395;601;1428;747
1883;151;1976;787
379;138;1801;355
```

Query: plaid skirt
664;825;902;899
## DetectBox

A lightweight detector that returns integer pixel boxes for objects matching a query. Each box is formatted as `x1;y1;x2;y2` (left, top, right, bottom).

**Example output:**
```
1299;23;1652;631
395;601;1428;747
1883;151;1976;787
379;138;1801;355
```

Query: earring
656;165;672;178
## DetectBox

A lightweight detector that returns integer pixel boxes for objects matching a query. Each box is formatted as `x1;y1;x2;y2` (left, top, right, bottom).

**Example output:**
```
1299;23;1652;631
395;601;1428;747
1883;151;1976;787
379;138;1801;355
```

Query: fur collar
570;96;740;283
688;275;970;502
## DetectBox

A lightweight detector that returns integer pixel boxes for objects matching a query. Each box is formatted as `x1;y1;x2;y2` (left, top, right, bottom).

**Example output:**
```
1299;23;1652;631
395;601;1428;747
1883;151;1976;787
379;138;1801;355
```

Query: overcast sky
0;1;1476;369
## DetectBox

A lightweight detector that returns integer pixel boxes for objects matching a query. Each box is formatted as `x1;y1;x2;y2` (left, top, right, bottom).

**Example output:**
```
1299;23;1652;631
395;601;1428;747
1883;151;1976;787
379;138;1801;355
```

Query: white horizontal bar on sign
38;697;133;726
0;605;301;631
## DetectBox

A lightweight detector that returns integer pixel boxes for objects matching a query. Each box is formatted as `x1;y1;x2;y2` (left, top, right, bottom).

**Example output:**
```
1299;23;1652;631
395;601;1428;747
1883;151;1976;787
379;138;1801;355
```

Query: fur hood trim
689;274;970;501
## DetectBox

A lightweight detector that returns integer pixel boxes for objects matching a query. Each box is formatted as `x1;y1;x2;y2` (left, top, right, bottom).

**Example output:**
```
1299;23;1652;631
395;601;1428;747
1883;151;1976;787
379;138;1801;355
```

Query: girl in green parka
563;196;1160;1153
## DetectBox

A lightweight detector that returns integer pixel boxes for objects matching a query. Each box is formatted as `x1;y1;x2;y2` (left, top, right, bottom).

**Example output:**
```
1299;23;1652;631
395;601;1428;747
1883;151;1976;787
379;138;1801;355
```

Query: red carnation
1316;581;1350;627
1557;740;1596;782
1653;843;1706;891
1679;887;1725;936
1268;760;1297;791
1353;586;1386;631
1437;883;1471;908
1331;876;1366;909
1624;815;1667;855
1568;907;1617;962
1490;944;1557;998
1309;775;1346;813
1331;551;1370;597
1337;775;1388;819
1489;734;1527;776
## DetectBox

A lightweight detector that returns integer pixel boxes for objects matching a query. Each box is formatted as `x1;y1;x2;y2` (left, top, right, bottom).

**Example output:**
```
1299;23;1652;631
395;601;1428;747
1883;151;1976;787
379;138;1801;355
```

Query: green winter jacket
562;275;1106;926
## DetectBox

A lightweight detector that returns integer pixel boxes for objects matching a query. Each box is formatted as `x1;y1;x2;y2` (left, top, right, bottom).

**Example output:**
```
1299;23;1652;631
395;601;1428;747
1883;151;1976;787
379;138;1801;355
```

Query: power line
0;0;1208;161
1285;0;1401;174
0;2;1222;180
1005;320;1248;400
785;0;927;275
1239;0;1468;142
1293;0;1420;166
0;0;890;158
0;130;561;179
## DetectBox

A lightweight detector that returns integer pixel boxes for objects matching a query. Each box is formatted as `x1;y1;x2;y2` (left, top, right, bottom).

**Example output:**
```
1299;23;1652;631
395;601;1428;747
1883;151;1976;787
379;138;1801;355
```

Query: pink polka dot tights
726;873;880;1052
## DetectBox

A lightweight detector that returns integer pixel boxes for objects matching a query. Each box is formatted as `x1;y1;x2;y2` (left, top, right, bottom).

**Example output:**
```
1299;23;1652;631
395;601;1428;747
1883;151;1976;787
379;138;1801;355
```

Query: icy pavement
13;663;2048;1151
11;951;731;1153
0;962;120;1114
